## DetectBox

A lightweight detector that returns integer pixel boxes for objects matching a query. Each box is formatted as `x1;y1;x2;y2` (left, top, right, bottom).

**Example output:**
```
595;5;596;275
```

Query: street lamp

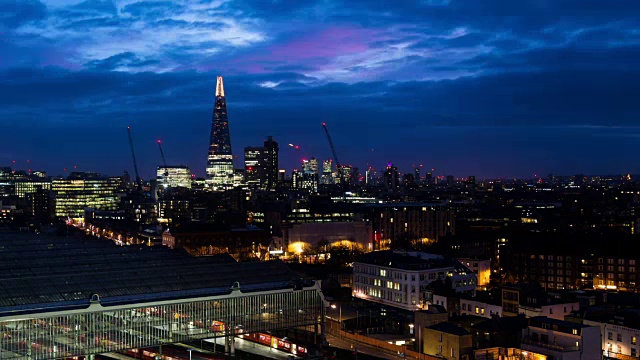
331;304;342;328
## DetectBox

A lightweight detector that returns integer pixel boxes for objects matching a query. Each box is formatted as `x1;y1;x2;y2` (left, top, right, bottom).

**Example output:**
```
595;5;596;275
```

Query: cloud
2;1;640;177
85;52;159;71
0;0;47;28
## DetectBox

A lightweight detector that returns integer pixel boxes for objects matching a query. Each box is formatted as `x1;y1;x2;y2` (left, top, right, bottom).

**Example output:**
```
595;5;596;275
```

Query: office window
451;348;456;358
632;336;637;345
632;349;636;357
462;304;466;310
608;332;613;340
439;334;443;342
572;329;578;335
475;306;479;314
618;334;622;342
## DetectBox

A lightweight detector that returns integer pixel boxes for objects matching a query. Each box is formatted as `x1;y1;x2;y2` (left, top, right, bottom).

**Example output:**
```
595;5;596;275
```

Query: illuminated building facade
366;203;455;249
206;76;235;188
583;312;640;360
286;221;373;255
300;158;318;193
521;317;600;360
321;160;333;185
353;250;476;311
457;258;491;288
422;322;472;360
157;166;192;189
52;174;122;218
13;180;51;198
244;136;279;190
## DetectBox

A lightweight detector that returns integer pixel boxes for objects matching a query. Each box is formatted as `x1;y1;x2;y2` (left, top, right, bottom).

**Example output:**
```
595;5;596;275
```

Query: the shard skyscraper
206;76;235;186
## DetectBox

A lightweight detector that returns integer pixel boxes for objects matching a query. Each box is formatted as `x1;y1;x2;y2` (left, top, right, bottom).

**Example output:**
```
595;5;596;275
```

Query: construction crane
157;139;169;176
127;126;143;191
322;122;346;190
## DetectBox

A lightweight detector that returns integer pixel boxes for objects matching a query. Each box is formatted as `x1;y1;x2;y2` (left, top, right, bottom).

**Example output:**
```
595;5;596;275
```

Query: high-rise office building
244;136;279;190
206;76;235;187
264;136;279;190
244;147;262;188
52;173;122;218
365;167;376;186
383;163;399;191
414;167;421;185
157;166;192;189
301;158;319;192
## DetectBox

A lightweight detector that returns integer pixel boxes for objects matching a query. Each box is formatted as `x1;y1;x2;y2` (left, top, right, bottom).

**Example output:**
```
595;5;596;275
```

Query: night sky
1;0;640;179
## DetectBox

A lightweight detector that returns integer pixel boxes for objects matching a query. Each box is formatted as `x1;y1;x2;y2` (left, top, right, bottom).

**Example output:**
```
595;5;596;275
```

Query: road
325;333;401;360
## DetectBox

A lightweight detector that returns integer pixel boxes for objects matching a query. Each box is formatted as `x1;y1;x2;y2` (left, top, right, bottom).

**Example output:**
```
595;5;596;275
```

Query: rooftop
355;250;469;272
528;316;591;335
426;322;471;336
0;231;305;317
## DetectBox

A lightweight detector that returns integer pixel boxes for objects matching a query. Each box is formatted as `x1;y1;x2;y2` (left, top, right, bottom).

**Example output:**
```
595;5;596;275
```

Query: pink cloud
227;26;377;74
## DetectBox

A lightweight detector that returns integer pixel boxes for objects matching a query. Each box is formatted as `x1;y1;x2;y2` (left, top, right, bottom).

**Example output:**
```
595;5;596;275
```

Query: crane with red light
321;122;347;192
157;139;169;177
127;126;143;191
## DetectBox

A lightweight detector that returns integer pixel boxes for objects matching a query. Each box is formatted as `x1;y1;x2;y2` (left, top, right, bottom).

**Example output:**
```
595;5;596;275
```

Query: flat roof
427;322;471;336
0;231;304;317
355;250;467;272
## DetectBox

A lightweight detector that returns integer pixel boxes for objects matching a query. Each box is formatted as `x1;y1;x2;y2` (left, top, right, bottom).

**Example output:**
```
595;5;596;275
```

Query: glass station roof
0;231;300;315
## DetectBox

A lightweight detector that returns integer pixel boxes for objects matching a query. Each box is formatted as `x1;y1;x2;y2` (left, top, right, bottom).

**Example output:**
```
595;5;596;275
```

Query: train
241;332;309;357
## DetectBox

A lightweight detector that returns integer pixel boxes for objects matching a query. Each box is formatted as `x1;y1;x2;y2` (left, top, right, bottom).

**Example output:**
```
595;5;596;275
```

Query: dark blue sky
1;0;640;179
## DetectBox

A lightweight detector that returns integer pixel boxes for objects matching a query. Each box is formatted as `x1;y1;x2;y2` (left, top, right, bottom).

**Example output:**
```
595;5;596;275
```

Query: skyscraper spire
215;76;225;97
206;75;235;188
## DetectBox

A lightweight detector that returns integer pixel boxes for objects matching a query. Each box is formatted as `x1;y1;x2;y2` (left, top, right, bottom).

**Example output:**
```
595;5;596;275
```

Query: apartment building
353;250;476;311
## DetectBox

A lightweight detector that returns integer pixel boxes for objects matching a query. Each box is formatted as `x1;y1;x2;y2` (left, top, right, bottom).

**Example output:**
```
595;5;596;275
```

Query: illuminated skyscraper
244;136;279;190
321;160;333;185
206;76;235;187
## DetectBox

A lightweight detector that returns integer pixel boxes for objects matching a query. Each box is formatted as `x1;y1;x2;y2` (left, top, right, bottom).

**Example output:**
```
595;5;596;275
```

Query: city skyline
2;1;640;178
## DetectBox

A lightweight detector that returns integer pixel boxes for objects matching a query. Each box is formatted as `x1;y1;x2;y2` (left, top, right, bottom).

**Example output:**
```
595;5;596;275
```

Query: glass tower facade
206;76;235;187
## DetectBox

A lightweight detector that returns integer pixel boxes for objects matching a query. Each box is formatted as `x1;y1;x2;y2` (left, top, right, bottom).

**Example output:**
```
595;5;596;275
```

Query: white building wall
522;322;601;360
519;302;579;321
459;299;502;318
584;320;640;359
353;261;476;311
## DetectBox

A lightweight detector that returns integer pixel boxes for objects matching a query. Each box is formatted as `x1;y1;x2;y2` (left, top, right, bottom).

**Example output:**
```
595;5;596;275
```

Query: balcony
521;337;580;352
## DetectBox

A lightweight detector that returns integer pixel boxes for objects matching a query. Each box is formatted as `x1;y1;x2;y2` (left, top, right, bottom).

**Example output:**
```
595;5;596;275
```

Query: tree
392;232;419;251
